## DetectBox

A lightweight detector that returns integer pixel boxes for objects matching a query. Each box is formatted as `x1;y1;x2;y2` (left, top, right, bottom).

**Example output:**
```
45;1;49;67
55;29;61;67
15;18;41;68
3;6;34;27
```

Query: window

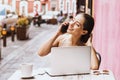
59;0;64;11
20;1;28;16
33;1;40;13
76;0;93;16
72;0;76;13
51;1;57;11
66;0;70;14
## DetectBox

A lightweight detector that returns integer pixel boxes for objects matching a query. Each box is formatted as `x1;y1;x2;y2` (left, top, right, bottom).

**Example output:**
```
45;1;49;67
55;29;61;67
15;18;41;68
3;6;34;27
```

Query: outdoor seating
33;15;42;26
49;18;57;25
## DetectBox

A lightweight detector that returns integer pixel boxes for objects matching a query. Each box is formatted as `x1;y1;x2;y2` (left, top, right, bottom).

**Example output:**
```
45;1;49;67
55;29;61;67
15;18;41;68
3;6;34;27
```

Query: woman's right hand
56;22;69;35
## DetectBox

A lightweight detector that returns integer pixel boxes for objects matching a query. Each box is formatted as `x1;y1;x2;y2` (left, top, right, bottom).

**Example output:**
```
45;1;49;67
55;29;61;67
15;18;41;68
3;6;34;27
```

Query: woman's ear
82;30;88;35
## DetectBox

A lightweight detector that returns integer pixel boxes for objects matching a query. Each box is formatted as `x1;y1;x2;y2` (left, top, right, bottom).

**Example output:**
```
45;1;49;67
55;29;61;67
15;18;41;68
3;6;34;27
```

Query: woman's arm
38;33;60;56
38;22;69;56
91;46;99;70
86;34;99;70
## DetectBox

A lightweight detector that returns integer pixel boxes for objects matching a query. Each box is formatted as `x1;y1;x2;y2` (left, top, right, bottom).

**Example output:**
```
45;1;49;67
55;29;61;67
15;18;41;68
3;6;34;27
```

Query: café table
8;68;115;80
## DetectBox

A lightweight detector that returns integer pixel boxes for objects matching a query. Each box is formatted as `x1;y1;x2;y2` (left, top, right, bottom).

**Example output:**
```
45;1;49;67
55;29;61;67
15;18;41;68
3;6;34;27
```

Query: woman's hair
80;13;94;43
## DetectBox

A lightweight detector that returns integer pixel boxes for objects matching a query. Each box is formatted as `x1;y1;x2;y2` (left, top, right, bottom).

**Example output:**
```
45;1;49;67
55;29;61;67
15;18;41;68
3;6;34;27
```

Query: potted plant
16;16;29;40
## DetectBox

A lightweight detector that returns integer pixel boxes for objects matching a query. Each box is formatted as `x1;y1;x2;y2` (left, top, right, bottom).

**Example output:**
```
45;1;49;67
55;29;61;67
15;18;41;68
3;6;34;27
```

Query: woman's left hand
86;33;93;46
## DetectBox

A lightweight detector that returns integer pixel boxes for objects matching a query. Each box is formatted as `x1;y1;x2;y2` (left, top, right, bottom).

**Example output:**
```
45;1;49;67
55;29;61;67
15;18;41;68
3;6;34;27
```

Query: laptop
45;46;91;76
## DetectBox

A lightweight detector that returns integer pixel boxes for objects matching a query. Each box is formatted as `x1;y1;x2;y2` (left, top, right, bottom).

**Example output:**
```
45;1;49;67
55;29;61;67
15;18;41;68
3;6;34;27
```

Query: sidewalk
0;23;58;80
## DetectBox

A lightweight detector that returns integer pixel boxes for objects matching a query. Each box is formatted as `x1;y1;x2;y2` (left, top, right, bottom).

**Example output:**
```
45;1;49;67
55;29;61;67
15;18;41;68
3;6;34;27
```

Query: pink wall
93;0;120;80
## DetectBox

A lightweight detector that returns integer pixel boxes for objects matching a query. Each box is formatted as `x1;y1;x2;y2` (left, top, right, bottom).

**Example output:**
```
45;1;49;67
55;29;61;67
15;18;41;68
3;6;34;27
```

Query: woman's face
67;14;87;36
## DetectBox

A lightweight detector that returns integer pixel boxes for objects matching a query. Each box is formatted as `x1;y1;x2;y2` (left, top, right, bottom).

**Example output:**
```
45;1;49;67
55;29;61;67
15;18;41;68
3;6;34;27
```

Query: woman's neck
71;35;85;46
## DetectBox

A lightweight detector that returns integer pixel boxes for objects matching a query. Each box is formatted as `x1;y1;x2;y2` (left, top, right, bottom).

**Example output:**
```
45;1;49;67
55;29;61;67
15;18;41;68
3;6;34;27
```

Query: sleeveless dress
58;33;72;47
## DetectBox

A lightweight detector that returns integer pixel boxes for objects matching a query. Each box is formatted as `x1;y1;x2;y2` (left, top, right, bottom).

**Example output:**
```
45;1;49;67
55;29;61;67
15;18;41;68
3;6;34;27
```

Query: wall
93;0;120;80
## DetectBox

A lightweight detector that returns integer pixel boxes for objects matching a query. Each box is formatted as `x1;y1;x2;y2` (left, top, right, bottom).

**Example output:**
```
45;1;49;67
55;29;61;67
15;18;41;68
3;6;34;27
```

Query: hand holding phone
60;22;69;33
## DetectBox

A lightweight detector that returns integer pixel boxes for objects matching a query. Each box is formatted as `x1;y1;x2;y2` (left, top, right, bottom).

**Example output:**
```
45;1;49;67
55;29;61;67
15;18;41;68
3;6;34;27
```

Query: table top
8;68;115;80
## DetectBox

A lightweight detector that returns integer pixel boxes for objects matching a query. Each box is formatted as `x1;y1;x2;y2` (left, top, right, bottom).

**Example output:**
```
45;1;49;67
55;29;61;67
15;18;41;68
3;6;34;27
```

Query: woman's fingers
62;22;69;26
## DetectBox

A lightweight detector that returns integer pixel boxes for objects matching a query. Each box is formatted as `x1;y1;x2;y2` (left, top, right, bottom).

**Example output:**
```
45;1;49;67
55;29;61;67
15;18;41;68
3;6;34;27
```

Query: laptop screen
46;46;91;76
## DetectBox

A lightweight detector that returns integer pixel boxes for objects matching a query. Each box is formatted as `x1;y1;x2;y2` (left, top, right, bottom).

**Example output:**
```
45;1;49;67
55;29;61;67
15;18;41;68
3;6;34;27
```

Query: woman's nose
69;20;75;28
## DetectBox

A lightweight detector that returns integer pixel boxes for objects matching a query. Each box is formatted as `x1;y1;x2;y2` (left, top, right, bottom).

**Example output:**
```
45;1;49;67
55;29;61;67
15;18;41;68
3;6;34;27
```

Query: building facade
0;0;77;16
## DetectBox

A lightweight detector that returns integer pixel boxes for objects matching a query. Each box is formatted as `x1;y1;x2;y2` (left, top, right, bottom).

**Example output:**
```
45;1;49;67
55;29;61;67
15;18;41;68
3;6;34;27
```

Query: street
0;23;58;80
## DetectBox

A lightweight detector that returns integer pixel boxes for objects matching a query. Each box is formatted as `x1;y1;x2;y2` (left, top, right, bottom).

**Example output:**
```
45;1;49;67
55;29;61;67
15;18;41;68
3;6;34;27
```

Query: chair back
96;52;101;69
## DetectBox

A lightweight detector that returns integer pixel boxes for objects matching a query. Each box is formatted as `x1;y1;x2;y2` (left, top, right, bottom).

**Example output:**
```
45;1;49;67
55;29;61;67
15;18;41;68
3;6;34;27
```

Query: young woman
38;13;99;70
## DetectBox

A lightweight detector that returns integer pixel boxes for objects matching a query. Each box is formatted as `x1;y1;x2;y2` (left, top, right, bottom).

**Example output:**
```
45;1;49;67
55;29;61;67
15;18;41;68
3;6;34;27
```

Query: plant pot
16;26;28;40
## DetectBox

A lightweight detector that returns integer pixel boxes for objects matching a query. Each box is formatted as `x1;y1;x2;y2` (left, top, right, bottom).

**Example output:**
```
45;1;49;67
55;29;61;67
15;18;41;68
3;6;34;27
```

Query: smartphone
60;23;69;33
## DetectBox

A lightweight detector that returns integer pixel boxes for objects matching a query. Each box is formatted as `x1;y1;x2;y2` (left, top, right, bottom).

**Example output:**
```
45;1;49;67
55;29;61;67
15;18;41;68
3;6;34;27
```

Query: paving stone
0;23;58;80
